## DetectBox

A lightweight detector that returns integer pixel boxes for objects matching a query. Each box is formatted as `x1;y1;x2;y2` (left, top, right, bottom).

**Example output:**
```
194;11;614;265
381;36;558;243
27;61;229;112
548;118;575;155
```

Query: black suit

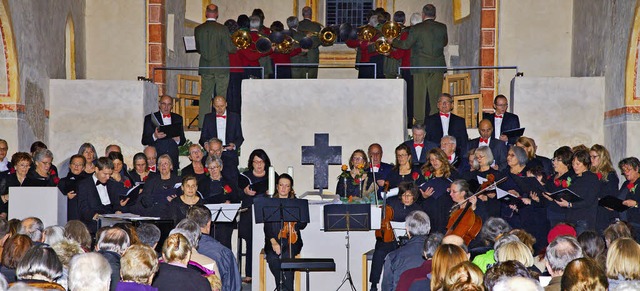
141;112;186;169
467;137;508;171
199;111;244;188
425;113;468;155
77;177;122;233
482;112;521;145
403;140;438;167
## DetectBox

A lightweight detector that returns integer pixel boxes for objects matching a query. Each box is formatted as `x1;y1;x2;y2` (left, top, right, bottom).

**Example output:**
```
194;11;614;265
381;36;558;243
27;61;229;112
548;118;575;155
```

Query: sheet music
183;36;196;52
496;187;510;199
477;175;488;184
385;187;399;198
205;203;241;222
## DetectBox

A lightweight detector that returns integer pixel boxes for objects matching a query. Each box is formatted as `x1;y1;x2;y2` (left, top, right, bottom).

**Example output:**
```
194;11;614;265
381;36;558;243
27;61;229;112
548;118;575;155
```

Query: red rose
412;172;419;180
50;169;56;175
424;171;432;178
204;167;209;173
53;177;60;185
561;180;568;188
123;180;132;188
223;185;232;194
554;179;561;187
627;182;635;190
9;168;15;174
354;178;360;184
596;172;603;180
517;173;523;177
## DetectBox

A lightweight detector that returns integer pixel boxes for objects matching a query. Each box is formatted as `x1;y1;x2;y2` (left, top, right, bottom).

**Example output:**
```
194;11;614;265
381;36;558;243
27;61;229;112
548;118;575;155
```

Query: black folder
121;183;144;206
598;196;631;212
512;176;546;195
548;188;583;203
501;127;525;138
158;123;183;138
419;177;452;199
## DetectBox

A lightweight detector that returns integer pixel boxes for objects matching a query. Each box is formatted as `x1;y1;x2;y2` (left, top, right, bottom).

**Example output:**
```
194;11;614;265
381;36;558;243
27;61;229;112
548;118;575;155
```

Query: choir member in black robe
128;152;150;184
264;174;306;291
180;144;209;194
168;175;204;224
385;144;423;189
57;154;90;221
238;149;276;283
589;144;621;234
139;154;181;217
27;149;59;187
470;146;505;222
543;146;574;228
78;143;98;175
0;153;34;218
419;148;458;234
516;137;553;178
200;155;240;249
618;157;640;242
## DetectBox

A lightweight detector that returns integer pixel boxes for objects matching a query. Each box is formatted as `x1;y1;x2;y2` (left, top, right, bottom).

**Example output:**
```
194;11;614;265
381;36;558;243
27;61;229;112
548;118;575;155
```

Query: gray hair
510;145;529;166
493;276;543;291
613;281;640;291
475;146;495;167
77;143;97;157
286;16;299;29
136;223;161;248
43;226;65;246
405;211;430;236
207;137;223;148
68;253;112;291
170;219;202;248
493;234;521;261
424;232;443;259
412;123;426;132
302;6;312;18
410;12;422;25
18;217;44;243
205;155;223;170
33;149;53;163
480;217;511;245
442;135;457;146
368;15;379;27
187;205;212;229
16;246;63;281
249;15;261;29
546;236;583;273
97;228;130;255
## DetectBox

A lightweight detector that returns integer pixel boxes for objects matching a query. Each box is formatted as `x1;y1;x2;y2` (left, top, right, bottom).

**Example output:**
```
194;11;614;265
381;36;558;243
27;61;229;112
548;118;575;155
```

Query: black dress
595;171;621;234
419;174;457;235
470;168;505;222
168;196;204;224
385;166;423;189
566;171;600;233
57;172;90;221
200;176;240;249
264;199;307;291
139;174;181;217
544;170;574;228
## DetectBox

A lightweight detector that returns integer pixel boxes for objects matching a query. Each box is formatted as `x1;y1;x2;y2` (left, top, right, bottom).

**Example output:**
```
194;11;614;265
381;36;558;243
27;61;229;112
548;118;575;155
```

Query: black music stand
324;204;371;291
255;197;310;291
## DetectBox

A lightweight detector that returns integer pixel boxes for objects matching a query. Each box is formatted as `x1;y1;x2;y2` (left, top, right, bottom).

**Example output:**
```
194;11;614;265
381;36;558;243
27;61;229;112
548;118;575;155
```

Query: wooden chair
362;249;375;291
175;74;201;130
452;94;483;128
442;73;471;96
260;249;301;291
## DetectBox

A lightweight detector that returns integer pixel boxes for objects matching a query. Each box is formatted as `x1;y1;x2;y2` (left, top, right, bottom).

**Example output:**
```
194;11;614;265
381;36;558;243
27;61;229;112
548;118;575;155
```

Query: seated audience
493;276;543;291
443;261;484;291
471;217;512;271
64;220;92;252
152;233;210;290
603;221;633;247
43;225;65;246
577;230;606;269
116;244;159;291
484;260;538;291
68;252;112;291
96;227;131;291
561;258;608;291
396;232;443;291
605;237;640;289
495;240;540;274
18;217;44;245
12;245;64;290
430;244;469;291
170;219;221;281
136;223;161;249
545;235;584;291
51;238;85;290
0;234;33;283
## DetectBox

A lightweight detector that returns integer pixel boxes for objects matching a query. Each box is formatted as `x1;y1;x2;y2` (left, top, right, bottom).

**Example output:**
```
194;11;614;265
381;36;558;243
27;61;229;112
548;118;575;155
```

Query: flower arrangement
338;164;366;185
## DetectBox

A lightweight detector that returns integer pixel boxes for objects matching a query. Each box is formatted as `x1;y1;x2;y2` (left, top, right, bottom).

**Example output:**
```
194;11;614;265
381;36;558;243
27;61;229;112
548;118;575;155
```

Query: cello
446;175;504;245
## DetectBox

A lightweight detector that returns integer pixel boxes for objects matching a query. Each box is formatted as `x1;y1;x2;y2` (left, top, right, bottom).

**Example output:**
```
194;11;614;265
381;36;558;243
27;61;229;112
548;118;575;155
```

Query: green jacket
298;19;322;63
392;19;447;74
195;20;236;75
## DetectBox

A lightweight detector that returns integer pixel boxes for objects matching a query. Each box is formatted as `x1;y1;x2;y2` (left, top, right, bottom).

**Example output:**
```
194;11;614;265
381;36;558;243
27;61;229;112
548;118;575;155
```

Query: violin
278;222;298;246
445;174;503;245
375;182;396;243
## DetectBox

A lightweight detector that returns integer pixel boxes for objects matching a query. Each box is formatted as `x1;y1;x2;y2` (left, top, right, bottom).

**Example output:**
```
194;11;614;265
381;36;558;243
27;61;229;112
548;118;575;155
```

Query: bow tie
162;114;171;118
96;181;107;186
372;164;380;168
414;143;424;148
495;114;503;118
448;155;453;160
479;138;489;143
148;165;156;171
440;112;450;118
216;114;226;119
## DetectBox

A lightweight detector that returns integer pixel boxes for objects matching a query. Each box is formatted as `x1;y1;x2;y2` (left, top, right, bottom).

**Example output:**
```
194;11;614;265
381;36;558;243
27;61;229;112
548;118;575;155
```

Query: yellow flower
356;164;364;170
341;164;348;171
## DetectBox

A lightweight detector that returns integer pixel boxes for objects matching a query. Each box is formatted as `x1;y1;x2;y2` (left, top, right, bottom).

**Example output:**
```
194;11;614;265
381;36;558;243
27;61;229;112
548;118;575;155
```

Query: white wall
85;0;146;80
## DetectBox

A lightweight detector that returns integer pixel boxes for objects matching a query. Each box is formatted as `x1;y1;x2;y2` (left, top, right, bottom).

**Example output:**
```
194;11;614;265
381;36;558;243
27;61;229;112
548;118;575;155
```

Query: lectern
9;187;67;226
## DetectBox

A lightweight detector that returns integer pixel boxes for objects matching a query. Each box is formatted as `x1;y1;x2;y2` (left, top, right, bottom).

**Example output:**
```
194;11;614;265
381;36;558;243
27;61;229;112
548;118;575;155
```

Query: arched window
65;15;76;80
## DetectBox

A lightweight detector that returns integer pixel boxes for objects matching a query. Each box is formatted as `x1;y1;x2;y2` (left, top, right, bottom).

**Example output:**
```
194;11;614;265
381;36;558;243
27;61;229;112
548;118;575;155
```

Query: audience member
64;220;92;252
561;258;608;291
396;232;443;291
170;219;221;280
484;260;537;290
443;261;484;291
152;233;210;290
431;244;468;291
43;226;65;246
493;276;542;291
544;236;583;291
17;217;44;245
116;244;158;291
95;227;130;291
13;245;64;290
51;239;84;290
0;235;33;283
136;223;161;249
68;253;112;291
603;221;632;247
605;237;640;289
577;230;606;269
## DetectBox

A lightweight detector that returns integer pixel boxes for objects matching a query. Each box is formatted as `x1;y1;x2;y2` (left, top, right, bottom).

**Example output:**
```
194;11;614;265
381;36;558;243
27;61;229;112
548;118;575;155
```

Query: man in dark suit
467;119;508;170
403;123;438;167
425;93;468;154
367;143;393;197
199;96;243;185
141;95;186;170
391;4;447;122
440;135;469;173
195;4;236;121
482;95;521;145
297;6;322;79
77;157;127;233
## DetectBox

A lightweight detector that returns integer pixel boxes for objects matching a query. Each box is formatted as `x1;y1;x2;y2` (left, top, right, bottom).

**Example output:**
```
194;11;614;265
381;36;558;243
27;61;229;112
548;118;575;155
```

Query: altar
252;202;382;291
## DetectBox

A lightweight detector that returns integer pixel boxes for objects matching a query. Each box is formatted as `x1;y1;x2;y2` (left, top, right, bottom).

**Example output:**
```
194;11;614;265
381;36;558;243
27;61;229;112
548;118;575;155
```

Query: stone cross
301;133;342;190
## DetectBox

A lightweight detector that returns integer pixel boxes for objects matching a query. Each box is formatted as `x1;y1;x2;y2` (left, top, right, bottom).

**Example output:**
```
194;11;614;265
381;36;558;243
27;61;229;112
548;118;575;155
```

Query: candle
287;166;294;179
268;166;275;196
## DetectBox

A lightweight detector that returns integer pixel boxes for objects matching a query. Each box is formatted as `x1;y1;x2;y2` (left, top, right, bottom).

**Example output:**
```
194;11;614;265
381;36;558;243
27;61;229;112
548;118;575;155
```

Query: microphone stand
370;162;379;205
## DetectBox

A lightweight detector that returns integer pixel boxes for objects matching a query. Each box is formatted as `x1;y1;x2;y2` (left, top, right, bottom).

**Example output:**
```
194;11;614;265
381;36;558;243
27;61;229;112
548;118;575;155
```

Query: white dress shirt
93;175;111;206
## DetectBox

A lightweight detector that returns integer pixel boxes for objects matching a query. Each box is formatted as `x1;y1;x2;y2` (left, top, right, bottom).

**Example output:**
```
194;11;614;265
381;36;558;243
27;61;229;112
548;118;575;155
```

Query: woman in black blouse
128;152;149;184
168;175;203;224
335;149;374;198
589;144;620;234
57;154;89;221
543;146;574;228
0;153;34;218
180;144;208;192
201;155;239;249
139;154;181;217
77;143;97;175
385;144;422;189
27;149;58;186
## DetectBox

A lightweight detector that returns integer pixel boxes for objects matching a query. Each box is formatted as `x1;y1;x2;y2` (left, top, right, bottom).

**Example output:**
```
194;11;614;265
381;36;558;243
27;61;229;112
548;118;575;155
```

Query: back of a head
410;12;422;26
546;236;583;274
186;205;212;229
64;220;92;250
480;217;511;246
171;219;201;248
18;217;44;243
16;245;63;282
162;233;191;263
606;237;640;280
495;241;534;267
484;260;535;290
51;239;84;268
0;218;10;239
603;221;632;246
443;261;483;290
68;253;112;291
406;210;430;236
423;4;436;18
43;226;65;246
120;244;158;285
425;233;444;259
136;223;161;248
432;244;468;291
561;258;608;291
492;276;542;291
2;234;33;269
97;227;130;255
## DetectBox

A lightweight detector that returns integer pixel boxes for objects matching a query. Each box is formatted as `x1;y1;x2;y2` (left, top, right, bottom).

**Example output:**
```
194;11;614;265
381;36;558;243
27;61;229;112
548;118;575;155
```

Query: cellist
446;179;481;246
370;181;421;291
264;174;306;291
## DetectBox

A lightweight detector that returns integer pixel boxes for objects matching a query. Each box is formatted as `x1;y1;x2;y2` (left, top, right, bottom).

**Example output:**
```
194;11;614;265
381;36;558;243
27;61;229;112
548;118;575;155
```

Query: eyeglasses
590;155;600;159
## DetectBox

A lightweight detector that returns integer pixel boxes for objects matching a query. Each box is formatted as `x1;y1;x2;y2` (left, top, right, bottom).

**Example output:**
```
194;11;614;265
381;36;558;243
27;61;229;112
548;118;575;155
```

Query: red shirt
389;30;411;67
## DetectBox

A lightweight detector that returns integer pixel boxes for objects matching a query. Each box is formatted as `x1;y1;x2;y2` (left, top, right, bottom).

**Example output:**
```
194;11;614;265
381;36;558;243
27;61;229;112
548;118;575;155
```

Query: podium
9;187;67;226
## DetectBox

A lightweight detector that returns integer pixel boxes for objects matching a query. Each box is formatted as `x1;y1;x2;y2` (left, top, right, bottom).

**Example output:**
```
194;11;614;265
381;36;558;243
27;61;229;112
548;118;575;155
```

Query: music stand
254;197;310;291
323;204;371;291
205;203;241;241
